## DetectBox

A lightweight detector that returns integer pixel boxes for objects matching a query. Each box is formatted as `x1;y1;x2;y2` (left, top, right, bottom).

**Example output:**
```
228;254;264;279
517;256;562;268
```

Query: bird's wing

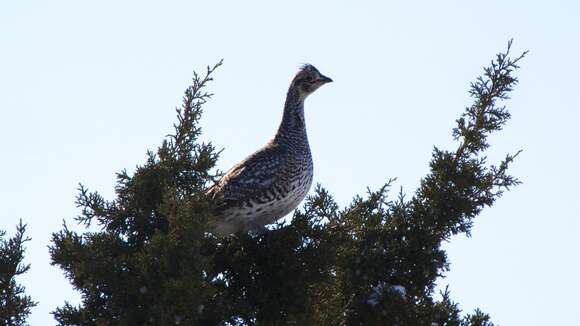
208;145;285;205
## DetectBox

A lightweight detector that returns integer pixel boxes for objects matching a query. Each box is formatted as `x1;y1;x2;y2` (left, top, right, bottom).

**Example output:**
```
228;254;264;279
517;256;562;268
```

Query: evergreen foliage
50;42;526;325
0;221;36;325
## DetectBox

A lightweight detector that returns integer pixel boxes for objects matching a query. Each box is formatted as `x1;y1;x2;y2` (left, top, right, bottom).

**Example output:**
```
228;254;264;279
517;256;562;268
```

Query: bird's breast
252;165;313;225
215;147;313;234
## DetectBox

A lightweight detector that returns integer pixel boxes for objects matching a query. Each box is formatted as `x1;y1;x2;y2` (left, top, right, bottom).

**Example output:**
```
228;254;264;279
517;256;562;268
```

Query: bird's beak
317;74;333;84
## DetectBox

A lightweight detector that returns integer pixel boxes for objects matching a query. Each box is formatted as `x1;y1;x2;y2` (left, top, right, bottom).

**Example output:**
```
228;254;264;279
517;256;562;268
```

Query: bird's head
291;64;333;99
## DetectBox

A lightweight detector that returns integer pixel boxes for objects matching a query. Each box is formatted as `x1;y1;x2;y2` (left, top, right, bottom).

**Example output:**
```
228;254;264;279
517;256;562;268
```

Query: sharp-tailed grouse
207;64;332;236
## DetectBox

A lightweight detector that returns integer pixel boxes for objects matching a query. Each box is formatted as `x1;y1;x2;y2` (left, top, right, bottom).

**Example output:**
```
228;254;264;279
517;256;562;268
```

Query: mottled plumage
207;64;332;236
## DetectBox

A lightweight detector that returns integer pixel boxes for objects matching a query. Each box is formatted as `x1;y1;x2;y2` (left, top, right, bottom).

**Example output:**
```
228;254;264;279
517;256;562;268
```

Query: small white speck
367;297;380;307
390;285;407;298
139;286;147;294
197;305;205;314
366;283;407;306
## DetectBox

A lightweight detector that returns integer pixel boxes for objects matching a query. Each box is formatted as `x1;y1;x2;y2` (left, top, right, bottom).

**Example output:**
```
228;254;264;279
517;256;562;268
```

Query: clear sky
1;1;579;325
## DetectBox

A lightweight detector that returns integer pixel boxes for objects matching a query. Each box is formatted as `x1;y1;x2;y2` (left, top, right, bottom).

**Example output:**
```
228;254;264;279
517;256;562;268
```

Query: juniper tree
50;41;526;325
0;221;36;325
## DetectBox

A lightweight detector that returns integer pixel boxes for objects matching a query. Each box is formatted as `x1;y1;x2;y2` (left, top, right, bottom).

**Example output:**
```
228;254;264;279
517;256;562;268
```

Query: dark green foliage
50;42;526;325
0;221;37;325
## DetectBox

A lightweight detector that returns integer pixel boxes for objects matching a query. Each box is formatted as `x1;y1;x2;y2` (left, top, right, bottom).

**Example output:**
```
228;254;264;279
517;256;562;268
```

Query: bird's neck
274;87;308;145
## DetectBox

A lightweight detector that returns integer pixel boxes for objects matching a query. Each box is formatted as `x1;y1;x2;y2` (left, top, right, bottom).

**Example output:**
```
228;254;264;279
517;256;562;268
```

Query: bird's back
208;140;313;235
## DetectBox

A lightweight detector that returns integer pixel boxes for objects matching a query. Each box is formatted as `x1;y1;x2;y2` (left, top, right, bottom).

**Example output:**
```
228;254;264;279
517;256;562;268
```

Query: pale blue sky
1;1;579;325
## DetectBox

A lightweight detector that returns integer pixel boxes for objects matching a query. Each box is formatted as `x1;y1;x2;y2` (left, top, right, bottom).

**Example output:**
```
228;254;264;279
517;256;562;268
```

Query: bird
207;64;332;236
